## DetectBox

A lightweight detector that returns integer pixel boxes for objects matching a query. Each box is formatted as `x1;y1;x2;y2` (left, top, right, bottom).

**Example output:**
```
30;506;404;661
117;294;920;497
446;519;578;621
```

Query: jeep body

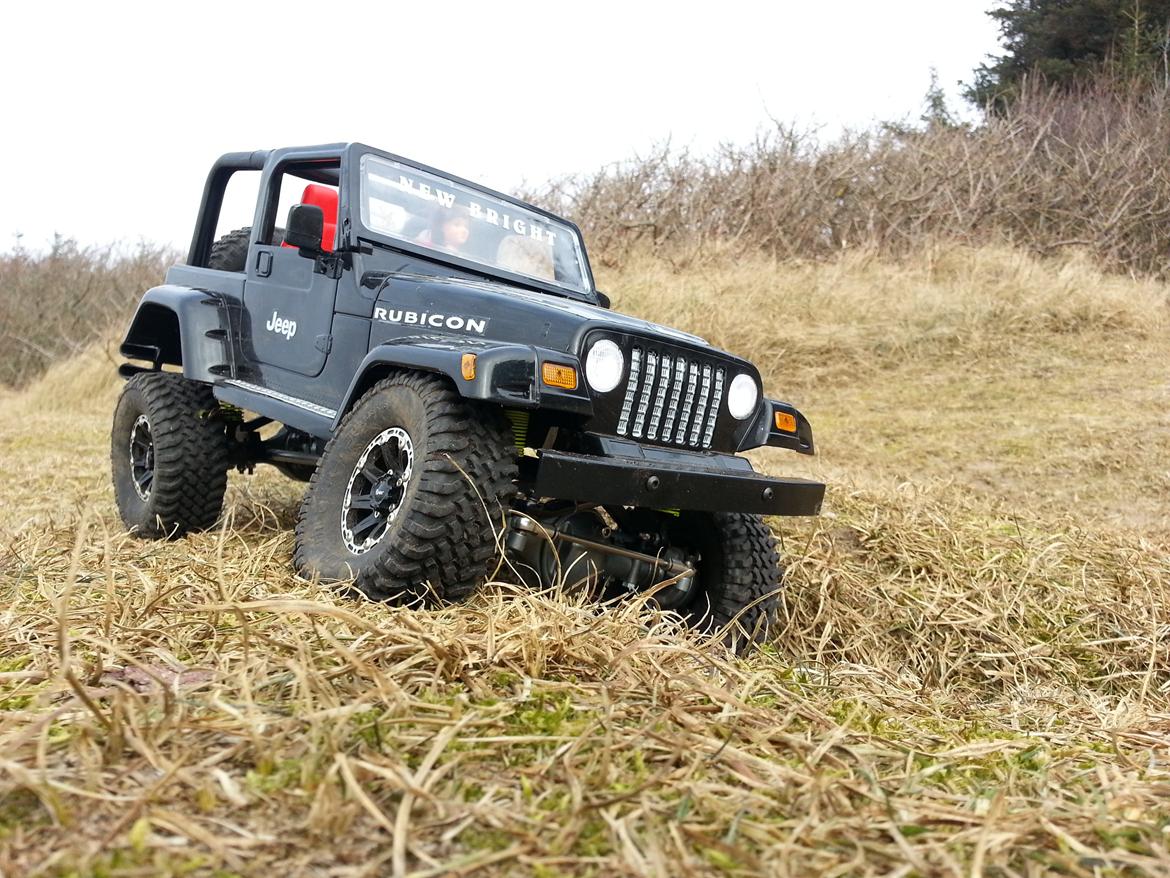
113;143;824;646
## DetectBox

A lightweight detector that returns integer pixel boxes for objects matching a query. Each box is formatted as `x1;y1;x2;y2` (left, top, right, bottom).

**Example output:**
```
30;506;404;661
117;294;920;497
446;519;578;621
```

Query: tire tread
702;512;783;651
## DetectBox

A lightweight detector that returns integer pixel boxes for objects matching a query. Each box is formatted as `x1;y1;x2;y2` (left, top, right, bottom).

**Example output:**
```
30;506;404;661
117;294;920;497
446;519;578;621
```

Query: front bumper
518;448;824;516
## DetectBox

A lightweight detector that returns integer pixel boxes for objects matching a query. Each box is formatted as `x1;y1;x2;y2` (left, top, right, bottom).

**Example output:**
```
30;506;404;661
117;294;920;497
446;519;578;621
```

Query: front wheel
668;511;783;652
293;372;518;605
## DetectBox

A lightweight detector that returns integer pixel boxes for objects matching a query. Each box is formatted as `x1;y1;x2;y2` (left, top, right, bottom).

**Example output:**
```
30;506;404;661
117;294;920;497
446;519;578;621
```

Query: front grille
615;344;726;449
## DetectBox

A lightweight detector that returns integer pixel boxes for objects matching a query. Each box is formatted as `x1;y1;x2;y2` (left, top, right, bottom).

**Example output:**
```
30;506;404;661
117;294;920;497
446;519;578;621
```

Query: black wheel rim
129;414;155;501
341;427;415;554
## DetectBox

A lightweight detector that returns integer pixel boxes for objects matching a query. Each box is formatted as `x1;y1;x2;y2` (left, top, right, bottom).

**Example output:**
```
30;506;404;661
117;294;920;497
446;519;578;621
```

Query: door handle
256;250;273;278
361;270;391;289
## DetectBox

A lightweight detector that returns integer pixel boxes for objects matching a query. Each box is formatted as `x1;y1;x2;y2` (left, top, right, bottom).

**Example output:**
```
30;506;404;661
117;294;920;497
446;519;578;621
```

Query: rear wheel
111;373;229;538
293;372;518;605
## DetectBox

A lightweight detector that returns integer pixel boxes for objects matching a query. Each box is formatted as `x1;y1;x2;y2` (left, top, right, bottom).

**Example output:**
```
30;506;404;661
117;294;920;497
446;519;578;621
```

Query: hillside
2;246;1169;876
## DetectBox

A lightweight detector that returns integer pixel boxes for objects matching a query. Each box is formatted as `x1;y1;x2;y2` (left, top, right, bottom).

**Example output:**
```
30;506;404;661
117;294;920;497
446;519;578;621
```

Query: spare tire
207;227;284;272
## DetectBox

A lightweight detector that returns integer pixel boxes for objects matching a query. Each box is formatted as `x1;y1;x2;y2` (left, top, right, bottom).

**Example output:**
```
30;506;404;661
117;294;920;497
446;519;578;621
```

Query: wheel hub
341;427;414;554
129;414;155;501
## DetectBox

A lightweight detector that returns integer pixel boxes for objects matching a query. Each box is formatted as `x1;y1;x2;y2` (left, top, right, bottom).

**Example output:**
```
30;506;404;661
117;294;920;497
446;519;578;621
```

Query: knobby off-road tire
294;372;518;605
674;511;783;654
111;372;230;538
208;227;284;272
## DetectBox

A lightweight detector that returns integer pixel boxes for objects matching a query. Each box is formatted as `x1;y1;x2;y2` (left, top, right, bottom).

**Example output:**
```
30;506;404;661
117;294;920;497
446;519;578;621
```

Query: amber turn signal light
541;362;578;390
774;410;797;433
461;353;477;381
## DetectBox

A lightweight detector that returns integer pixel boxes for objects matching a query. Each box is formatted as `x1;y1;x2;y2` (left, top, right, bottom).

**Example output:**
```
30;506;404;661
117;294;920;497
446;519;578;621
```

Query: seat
282;183;338;252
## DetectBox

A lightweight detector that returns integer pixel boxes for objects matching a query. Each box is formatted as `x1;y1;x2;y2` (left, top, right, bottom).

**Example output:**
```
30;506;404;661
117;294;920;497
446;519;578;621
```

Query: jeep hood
382;273;712;351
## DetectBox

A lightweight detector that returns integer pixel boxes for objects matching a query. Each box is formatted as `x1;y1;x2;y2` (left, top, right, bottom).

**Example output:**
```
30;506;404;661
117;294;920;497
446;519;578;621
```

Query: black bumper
518;449;824;516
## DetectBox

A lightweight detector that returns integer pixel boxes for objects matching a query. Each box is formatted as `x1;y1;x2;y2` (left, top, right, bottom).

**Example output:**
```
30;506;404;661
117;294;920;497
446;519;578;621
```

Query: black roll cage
187;144;346;267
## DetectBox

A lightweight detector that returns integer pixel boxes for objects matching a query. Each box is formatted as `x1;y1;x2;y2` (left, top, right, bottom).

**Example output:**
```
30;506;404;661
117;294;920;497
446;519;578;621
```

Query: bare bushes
0;237;173;388
538;80;1170;276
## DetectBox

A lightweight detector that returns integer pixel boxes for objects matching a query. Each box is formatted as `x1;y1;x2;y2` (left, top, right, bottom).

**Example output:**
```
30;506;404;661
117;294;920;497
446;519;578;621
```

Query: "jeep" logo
265;310;297;340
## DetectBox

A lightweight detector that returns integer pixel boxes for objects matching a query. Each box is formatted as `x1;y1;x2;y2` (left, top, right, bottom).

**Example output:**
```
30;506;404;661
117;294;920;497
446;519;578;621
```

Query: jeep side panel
240;242;339;378
214;311;370;438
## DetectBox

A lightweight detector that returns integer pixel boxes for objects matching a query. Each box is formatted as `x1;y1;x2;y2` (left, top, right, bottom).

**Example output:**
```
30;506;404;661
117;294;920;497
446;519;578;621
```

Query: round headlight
585;339;625;393
727;373;759;420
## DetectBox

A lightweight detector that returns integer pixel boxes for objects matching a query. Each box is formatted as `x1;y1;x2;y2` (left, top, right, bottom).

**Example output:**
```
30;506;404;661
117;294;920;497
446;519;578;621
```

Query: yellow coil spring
216;402;245;423
505;409;530;449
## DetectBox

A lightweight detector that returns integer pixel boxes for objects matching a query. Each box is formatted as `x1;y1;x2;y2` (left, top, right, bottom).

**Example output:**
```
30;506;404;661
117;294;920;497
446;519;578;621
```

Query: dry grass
605;244;1170;532
3;246;1170;876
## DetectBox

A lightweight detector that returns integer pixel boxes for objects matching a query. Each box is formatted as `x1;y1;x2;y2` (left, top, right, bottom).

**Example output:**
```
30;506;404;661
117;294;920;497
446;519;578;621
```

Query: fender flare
738;399;815;455
332;341;593;430
119;285;232;383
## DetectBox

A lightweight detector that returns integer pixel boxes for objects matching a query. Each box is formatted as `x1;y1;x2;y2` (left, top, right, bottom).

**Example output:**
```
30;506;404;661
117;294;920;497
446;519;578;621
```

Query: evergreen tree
967;0;1170;109
922;69;960;129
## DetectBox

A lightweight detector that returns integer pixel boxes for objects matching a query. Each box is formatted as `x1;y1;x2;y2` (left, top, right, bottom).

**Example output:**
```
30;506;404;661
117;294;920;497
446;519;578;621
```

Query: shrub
0;236;174;387
533;79;1170;278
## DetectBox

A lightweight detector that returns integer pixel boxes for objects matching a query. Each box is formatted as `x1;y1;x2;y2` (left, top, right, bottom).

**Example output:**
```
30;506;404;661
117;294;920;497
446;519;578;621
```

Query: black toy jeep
112;143;824;649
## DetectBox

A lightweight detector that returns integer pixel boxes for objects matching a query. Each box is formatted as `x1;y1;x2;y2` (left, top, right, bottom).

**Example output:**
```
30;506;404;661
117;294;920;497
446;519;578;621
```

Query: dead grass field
2;246;1169;877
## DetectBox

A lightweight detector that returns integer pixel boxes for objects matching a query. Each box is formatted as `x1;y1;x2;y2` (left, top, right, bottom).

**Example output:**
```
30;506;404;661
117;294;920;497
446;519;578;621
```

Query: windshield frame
345;143;597;302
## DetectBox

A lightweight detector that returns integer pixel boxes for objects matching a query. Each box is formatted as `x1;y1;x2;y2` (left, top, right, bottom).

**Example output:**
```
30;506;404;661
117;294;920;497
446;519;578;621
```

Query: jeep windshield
359;154;592;296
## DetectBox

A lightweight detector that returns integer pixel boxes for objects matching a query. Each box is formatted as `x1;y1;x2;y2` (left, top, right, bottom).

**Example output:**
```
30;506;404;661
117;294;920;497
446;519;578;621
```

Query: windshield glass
359;154;591;294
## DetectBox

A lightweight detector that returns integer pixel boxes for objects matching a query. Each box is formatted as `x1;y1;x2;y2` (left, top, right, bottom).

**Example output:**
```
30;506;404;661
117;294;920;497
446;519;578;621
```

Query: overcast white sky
2;1;1000;253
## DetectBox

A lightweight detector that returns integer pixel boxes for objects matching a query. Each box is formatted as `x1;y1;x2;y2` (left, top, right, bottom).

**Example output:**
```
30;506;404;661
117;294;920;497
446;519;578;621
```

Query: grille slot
674;362;699;445
615;347;642;437
613;343;726;449
646;353;672;440
701;368;725;448
631;351;658;438
688;365;713;446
